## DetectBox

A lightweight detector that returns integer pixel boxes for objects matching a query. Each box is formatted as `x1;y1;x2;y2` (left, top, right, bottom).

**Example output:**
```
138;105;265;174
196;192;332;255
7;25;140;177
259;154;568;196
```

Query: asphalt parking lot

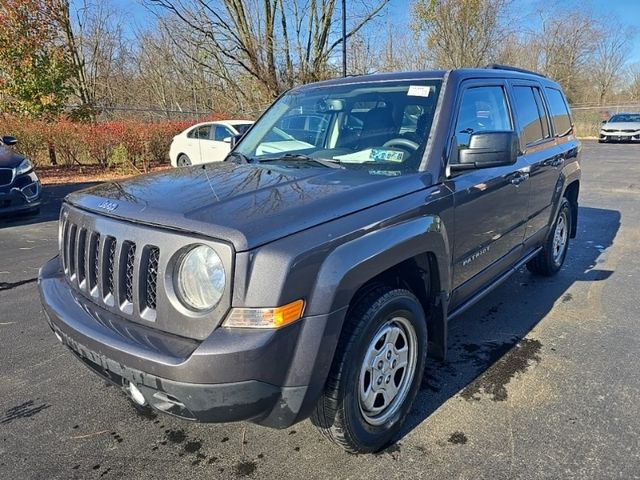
1;141;639;479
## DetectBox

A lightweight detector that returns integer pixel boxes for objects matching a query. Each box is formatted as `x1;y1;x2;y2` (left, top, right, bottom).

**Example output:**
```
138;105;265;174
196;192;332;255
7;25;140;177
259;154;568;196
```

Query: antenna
201;164;220;202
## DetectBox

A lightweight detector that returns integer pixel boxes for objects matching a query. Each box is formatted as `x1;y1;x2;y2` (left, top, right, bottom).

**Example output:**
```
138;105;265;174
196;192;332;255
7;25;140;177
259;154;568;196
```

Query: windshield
609;114;640;123
235;79;442;174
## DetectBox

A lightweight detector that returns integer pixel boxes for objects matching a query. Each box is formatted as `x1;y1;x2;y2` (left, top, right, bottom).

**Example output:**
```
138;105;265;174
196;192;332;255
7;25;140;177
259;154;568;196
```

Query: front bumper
38;256;345;428
599;131;640;142
0;171;41;215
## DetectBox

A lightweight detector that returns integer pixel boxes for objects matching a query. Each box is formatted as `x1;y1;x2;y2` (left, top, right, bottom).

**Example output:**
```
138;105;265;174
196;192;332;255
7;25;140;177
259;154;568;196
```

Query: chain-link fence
88;105;267;123
571;103;640;138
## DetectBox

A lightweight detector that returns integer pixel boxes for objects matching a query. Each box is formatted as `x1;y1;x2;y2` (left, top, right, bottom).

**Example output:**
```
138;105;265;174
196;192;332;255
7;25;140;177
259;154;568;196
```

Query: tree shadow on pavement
0;182;98;229
397;205;621;443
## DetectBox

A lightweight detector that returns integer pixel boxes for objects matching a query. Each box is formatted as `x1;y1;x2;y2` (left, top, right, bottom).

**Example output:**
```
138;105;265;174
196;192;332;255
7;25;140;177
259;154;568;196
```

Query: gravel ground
1;141;639;479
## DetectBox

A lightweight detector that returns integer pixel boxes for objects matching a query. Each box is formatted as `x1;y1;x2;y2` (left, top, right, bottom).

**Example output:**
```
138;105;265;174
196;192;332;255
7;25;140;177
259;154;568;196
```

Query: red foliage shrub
0;115;220;171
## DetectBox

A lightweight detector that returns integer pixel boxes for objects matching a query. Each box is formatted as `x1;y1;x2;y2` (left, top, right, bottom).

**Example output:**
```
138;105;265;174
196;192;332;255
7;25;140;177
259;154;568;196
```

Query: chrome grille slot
144;246;160;311
67;224;78;279
122;241;136;305
77;228;87;286
88;233;100;292
105;236;117;299
61;219;70;273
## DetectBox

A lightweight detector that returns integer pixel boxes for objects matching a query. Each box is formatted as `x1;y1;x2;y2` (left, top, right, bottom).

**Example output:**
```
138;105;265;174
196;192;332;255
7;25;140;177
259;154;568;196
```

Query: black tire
311;286;427;453
177;154;191;167
527;197;572;276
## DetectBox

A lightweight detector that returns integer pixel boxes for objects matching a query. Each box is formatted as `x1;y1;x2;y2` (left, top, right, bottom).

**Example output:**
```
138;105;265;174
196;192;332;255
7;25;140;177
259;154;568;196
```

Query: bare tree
591;23;635;105
52;0;129;119
411;0;511;68
628;64;640;101
145;0;390;99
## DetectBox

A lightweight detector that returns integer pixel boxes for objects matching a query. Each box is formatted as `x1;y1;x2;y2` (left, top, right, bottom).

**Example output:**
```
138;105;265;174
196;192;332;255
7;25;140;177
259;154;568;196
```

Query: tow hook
125;381;147;406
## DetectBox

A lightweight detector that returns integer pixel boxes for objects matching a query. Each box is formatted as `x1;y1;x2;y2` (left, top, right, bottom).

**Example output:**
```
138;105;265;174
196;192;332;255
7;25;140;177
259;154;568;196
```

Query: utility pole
342;0;347;77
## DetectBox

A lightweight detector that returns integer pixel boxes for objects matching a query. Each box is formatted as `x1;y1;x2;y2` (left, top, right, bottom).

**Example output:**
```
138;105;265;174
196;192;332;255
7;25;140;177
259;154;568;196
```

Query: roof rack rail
484;64;547;78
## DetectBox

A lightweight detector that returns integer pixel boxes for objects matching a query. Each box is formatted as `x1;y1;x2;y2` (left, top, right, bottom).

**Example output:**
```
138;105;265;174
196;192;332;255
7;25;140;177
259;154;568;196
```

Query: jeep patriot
39;65;580;453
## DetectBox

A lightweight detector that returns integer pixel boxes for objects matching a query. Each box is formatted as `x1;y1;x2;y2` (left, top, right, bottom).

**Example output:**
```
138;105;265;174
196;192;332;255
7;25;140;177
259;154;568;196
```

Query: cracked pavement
1;143;639;479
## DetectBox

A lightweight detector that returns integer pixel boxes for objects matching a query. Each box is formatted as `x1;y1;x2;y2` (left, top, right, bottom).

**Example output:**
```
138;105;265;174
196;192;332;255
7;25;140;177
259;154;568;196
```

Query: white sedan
169;120;254;167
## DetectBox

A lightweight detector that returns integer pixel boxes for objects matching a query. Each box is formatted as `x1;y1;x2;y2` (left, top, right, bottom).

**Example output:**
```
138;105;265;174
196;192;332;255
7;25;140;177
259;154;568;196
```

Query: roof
294;66;559;91
221;119;254;125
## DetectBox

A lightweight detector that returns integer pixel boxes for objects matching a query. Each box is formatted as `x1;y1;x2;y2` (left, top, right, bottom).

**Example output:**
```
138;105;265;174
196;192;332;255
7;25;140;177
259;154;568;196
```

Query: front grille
604;129;639;133
0;168;13;187
58;205;233;339
61;219;160;316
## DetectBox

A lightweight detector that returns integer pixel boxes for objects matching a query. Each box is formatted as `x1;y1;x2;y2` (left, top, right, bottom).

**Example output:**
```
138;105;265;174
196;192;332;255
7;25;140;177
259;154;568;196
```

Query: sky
103;0;640;65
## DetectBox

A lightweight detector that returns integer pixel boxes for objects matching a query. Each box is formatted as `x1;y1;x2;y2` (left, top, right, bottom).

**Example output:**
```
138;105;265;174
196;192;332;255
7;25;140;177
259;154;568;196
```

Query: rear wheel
311;286;427;453
527;197;571;276
177;154;191;167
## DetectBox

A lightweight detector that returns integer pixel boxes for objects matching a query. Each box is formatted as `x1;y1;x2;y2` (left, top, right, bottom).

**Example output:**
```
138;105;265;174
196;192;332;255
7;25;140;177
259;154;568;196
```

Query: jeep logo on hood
97;200;118;212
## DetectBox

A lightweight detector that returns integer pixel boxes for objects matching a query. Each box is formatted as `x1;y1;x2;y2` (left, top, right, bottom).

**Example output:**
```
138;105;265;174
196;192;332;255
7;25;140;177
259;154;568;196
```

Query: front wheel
527;197;572;276
311;286;427;453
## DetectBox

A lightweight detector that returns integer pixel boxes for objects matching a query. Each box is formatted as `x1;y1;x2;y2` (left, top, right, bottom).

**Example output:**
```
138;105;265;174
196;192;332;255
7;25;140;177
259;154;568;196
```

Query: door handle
510;172;529;186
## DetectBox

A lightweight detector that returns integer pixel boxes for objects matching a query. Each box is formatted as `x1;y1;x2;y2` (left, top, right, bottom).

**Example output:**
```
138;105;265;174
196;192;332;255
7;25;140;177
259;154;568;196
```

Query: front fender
307;214;451;316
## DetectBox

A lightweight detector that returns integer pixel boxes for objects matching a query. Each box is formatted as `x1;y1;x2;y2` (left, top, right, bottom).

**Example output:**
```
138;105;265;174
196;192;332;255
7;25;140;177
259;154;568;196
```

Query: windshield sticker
370;148;404;163
407;85;431;97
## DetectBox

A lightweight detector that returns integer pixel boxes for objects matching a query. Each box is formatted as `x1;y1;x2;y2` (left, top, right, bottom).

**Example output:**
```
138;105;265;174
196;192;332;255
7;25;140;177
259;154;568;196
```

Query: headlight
15;158;33;176
175;245;225;311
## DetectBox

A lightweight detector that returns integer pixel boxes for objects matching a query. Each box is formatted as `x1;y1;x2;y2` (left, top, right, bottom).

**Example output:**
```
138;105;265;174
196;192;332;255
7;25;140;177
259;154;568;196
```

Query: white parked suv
169;120;254;166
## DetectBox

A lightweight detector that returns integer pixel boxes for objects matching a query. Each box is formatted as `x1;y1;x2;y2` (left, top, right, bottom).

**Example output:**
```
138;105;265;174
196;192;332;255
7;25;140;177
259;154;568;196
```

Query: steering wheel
382;138;420;151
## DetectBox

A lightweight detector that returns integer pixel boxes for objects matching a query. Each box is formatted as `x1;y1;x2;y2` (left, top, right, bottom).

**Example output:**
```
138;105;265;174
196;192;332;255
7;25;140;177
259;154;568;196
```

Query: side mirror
222;136;232;144
601;120;607;124
450;131;518;171
2;135;17;146
229;134;242;149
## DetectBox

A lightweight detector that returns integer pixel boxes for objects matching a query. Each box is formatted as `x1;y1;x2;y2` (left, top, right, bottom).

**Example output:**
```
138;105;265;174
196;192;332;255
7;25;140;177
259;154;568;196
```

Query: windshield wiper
225;151;255;164
258;153;343;168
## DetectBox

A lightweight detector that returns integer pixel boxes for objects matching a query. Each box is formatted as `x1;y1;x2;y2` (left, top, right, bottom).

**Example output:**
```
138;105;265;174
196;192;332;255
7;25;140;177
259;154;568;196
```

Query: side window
512;86;545;146
531;87;550;139
545;88;572;136
455;86;512;148
192;125;211;140
214;125;232;141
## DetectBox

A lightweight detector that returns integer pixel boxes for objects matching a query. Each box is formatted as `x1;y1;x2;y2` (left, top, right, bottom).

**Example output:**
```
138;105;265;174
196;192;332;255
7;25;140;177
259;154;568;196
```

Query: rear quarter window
545;88;572;136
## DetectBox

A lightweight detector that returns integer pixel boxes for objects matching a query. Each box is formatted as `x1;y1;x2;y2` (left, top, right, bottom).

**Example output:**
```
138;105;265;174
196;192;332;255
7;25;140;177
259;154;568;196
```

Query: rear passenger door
508;81;558;242
191;124;212;164
448;81;531;307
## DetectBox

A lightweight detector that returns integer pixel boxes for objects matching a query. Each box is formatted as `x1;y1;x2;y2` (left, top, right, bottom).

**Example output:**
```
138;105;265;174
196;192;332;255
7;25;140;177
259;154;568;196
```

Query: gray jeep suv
39;65;580;453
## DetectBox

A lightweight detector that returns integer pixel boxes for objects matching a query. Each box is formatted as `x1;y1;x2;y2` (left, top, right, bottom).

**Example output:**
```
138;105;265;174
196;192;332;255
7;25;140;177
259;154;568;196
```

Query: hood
0;145;25;168
66;162;432;251
602;122;640;130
